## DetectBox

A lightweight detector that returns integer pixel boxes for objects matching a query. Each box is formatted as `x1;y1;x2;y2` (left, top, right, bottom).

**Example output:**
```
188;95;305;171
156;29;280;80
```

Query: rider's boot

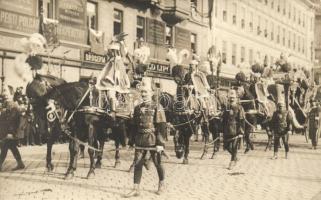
12;159;25;171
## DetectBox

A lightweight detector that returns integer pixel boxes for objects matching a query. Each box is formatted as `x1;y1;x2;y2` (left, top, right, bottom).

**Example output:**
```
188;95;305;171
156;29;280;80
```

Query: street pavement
0;133;321;200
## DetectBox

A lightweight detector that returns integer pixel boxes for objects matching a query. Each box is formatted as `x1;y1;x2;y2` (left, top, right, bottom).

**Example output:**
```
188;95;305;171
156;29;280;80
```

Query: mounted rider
125;79;167;197
222;89;245;170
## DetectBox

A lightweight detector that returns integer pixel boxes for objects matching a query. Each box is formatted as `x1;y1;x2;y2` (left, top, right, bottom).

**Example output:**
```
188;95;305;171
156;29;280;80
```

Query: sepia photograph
0;0;321;199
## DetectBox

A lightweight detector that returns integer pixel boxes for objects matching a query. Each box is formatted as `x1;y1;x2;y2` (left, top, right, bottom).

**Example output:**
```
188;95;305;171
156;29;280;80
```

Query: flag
89;28;105;54
42;18;59;48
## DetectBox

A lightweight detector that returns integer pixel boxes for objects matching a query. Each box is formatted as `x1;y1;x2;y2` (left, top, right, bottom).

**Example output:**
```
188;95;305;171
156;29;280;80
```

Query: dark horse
170;66;206;164
26;74;113;178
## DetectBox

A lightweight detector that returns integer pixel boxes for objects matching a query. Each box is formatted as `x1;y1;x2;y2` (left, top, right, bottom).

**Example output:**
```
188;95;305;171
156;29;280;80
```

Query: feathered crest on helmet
20;33;47;56
166;47;190;67
275;52;292;72
133;39;150;65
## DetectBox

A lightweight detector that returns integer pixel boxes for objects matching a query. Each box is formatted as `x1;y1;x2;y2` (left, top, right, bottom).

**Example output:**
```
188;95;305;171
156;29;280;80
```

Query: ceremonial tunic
222;104;245;161
270;110;292;153
132;101;167;184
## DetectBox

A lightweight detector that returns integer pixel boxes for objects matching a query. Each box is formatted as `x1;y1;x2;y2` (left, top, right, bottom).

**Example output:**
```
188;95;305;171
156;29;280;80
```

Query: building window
241;46;245;62
303;14;305;27
249;49;253;65
232;43;237;65
277;26;280;44
288;4;291;19
113;9;123;36
257;16;261;35
298;10;301;25
293;7;296;22
271;0;274;9
191;33;197;53
232;2;237;25
39;0;55;19
249;12;253;32
264;19;268;38
311;42;314;61
277;0;280;12
282;28;285;46
223;10;227;22
165;25;173;46
293;33;296;50
191;0;197;8
222;40;227;64
298;36;301;52
265;0;268;5
87;1;97;30
241;7;245;29
288;31;291;48
136;16;145;40
270;22;274;41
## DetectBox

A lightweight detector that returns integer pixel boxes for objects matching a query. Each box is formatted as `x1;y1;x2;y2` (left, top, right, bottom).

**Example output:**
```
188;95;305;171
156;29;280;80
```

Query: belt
138;128;155;134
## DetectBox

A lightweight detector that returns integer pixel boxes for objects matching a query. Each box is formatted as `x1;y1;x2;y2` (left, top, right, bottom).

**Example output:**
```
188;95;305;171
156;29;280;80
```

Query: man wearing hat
270;101;293;159
308;99;321;149
0;88;25;171
222;89;245;170
125;80;167;197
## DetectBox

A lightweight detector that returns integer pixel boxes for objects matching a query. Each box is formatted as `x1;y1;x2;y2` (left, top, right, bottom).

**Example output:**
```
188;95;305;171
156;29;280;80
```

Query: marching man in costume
125;79;167;197
308;99;321;150
222;89;245;170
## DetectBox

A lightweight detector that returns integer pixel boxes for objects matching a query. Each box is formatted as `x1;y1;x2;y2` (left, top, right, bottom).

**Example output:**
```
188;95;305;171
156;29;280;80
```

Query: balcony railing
161;0;190;24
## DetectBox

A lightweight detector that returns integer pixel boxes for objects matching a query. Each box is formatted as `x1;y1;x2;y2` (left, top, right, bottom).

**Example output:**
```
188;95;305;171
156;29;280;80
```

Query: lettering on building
147;62;171;75
84;51;107;65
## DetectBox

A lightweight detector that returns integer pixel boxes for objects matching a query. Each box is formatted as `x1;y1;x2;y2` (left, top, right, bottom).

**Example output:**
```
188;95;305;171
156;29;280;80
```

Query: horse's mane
45;81;89;110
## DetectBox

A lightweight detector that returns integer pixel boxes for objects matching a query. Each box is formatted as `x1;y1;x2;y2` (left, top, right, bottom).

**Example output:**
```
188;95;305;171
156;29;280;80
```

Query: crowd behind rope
2;87;69;147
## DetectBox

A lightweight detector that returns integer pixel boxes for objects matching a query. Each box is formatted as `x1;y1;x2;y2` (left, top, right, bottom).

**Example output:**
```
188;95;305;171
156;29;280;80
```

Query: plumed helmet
235;71;246;82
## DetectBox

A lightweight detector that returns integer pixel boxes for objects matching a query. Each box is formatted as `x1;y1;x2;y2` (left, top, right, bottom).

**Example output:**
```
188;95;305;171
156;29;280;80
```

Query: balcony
161;0;190;25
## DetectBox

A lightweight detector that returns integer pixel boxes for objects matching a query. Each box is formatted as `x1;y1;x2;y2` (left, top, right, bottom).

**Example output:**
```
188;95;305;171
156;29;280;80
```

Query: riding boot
285;152;288;159
12;159;25;171
228;161;234;170
156;181;165;195
271;152;278;160
125;184;140;198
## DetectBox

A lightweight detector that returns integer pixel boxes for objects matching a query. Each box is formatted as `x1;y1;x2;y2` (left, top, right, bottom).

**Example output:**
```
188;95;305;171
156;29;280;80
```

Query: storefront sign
57;24;86;44
146;18;165;46
57;0;86;27
0;0;37;16
56;0;86;43
0;9;39;33
175;27;191;50
84;51;107;65
147;62;170;75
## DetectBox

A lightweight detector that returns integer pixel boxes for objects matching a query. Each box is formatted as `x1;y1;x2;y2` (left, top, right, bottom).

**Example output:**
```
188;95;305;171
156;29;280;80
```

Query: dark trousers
133;149;164;184
0;139;22;165
224;135;239;161
274;133;289;153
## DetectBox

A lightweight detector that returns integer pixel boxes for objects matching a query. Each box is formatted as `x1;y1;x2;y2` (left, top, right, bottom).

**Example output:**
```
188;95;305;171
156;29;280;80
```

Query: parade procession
1;0;321;200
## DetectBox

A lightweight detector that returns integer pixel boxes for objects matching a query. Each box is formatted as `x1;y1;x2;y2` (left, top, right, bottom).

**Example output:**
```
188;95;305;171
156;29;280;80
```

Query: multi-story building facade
212;0;316;81
0;0;213;94
313;0;321;84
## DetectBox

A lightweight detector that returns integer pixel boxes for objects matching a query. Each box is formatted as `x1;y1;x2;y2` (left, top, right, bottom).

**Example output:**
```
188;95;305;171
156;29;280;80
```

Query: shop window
87;1;98;30
113;9;123;36
241;46;245;62
191;33;197;53
232;43;236;65
222;40;227;64
249;49;253;65
136;16;145;40
165;25;173;46
39;0;55;18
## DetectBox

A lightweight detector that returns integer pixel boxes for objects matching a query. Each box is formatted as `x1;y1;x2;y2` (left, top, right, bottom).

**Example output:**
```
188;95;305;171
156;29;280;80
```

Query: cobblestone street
0;133;321;200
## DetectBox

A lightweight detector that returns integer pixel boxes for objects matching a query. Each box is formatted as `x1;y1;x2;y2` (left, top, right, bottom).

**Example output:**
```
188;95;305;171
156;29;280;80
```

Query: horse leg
95;139;104;169
183;134;190;164
46;124;59;172
114;140;121;168
87;124;96;179
65;139;79;179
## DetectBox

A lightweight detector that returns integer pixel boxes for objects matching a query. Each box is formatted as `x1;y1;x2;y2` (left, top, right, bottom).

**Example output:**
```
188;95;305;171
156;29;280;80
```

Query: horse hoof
95;161;102;169
87;169;95;179
65;169;75;180
46;163;54;172
183;158;189;164
114;160;121;168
